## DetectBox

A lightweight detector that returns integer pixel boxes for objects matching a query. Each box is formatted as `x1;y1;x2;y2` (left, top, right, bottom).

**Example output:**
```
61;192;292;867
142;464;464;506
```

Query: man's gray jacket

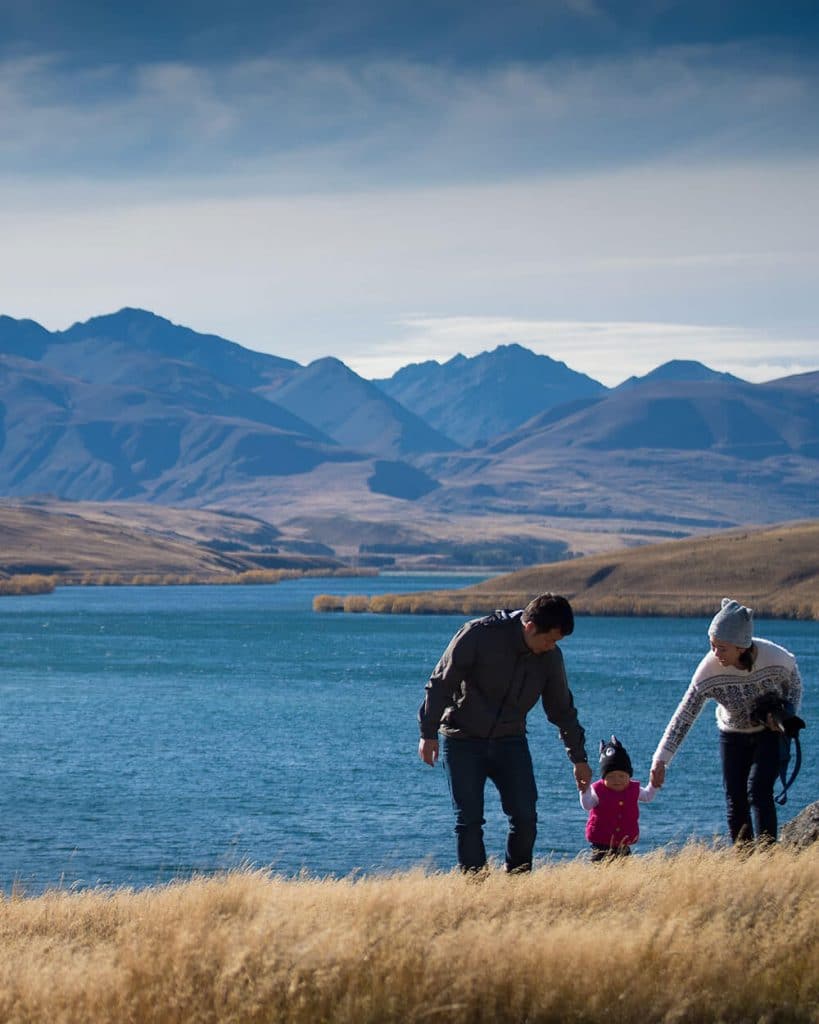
418;609;587;763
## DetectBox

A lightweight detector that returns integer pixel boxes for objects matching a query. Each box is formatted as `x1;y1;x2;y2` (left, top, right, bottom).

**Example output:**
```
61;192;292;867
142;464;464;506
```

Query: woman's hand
650;761;666;788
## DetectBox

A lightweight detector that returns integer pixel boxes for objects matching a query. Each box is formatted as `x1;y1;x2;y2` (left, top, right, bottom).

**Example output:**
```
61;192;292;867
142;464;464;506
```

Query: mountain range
1;308;817;569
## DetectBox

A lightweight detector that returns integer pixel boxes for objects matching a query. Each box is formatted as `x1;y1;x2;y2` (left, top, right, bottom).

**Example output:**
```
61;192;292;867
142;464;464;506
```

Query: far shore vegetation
0;573;57;596
4;519;819;619
313;589;819;620
0;566;377;597
314;519;819;621
1;844;816;1023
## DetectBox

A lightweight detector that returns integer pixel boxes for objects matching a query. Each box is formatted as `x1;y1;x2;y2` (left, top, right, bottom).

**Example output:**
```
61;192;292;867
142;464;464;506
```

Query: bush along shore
314;520;819;620
312;589;819;619
0;567;378;596
0;574;56;596
0;843;816;1023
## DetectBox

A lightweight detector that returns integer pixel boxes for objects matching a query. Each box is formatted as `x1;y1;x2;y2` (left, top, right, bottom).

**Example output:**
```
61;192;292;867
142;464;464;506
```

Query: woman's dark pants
441;735;538;872
719;729;782;843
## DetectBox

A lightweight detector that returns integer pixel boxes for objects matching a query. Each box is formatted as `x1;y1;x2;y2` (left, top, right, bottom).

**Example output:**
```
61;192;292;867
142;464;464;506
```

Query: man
418;593;591;873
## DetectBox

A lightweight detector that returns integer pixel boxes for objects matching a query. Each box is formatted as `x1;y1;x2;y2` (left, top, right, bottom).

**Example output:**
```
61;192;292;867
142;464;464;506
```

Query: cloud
4;152;815;387
1;43;817;183
347;316;819;385
1;37;816;386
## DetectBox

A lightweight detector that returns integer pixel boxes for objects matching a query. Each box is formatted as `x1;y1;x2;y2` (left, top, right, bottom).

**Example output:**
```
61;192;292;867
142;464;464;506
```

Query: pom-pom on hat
708;597;753;649
598;736;632;777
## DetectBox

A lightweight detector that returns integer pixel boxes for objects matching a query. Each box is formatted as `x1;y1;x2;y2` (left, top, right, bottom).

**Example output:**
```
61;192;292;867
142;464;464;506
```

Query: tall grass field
1;843;816;1023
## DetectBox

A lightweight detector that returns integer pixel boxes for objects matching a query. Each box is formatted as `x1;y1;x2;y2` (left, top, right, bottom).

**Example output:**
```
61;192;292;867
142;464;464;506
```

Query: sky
1;1;818;386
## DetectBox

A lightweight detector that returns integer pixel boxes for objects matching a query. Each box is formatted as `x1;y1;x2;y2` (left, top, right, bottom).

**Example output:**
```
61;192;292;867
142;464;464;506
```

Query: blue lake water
0;576;816;892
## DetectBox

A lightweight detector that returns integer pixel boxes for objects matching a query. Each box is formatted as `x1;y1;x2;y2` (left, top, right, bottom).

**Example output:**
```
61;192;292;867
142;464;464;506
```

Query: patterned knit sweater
653;638;802;766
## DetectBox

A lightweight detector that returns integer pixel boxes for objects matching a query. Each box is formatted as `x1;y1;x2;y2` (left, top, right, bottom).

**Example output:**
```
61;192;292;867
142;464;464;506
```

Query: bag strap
775;734;803;806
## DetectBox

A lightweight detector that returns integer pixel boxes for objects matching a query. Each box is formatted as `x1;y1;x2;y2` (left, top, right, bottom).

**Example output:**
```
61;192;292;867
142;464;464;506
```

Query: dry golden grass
0;568;378;592
0;844;815;1023
0;574;56;596
316;520;819;620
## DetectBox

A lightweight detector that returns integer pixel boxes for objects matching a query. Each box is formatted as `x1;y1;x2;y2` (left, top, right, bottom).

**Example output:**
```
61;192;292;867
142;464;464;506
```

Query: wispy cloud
1;43;817;184
2;154;817;383
347;316;819;385
1;31;816;385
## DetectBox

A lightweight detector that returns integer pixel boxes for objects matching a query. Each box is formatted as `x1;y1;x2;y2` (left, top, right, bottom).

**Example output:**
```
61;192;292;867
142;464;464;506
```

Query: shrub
0;574;57;596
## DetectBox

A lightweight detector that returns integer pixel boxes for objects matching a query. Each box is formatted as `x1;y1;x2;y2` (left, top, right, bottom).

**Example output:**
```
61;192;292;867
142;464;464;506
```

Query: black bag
750;694;807;805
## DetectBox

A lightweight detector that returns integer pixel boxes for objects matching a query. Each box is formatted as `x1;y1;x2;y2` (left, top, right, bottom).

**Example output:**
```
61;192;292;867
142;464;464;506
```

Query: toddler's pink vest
585;779;640;847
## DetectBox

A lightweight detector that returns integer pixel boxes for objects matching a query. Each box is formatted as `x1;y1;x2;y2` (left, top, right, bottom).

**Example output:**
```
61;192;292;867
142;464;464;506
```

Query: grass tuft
0;574;56;596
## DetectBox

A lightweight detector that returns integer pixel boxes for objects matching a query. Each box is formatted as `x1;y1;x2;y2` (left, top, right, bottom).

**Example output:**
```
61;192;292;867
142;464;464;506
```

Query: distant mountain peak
55;309;299;383
262;356;459;457
619;359;745;389
0;314;52;359
375;341;606;447
484;342;548;359
306;356;351;373
63;307;213;341
64;307;172;334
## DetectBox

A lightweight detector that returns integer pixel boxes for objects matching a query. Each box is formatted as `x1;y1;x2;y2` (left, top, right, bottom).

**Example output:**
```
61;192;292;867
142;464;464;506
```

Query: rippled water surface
1;577;816;891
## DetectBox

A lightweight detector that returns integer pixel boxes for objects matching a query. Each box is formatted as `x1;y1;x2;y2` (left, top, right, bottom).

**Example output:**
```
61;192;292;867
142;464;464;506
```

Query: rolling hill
0;500;347;580
488;377;819;457
411;373;819;534
1;308;817;569
318;519;819;620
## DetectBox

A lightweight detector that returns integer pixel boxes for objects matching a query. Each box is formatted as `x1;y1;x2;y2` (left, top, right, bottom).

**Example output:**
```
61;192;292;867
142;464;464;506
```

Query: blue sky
1;0;818;385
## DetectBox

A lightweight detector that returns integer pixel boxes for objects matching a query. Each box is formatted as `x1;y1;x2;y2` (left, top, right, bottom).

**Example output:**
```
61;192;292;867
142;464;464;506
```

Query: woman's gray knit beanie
708;597;753;649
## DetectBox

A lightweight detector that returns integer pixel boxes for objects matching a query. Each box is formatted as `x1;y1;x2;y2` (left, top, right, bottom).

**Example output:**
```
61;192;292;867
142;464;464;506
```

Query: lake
0;576;816;892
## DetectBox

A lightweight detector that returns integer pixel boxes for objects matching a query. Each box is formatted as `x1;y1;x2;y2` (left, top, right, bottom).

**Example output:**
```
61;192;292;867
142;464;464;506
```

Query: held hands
419;746;598;792
573;761;592;793
418;737;439;766
650;761;666;788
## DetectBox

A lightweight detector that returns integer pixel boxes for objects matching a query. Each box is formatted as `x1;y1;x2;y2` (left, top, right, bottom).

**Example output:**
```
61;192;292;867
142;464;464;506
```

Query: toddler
581;736;657;861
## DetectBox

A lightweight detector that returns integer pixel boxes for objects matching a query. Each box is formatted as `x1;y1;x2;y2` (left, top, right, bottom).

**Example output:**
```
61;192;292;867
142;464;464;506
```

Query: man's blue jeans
441;734;538;872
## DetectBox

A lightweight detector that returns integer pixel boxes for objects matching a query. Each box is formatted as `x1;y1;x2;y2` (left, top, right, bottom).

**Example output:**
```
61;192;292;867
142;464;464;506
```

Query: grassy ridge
0;845;816;1023
0;501;352;584
315;519;819;619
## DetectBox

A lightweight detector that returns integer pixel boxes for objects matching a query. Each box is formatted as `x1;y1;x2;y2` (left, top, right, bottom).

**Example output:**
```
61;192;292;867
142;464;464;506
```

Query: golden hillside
0;500;349;585
316;519;819;620
0;502;249;582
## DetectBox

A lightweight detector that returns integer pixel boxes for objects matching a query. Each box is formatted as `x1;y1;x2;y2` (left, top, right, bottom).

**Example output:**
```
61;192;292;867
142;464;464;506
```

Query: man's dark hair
521;593;574;636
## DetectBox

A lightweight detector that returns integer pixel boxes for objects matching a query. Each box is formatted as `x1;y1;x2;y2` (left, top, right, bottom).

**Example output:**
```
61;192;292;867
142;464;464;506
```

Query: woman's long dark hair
738;643;756;671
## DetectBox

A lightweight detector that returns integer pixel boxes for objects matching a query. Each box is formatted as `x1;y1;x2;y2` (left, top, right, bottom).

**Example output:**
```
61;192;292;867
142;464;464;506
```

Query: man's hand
418;738;439;766
573;761;592;793
650;761;666;788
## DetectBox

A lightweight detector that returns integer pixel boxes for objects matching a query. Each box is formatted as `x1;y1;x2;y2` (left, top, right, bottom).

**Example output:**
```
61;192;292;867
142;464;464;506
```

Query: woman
650;598;803;844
